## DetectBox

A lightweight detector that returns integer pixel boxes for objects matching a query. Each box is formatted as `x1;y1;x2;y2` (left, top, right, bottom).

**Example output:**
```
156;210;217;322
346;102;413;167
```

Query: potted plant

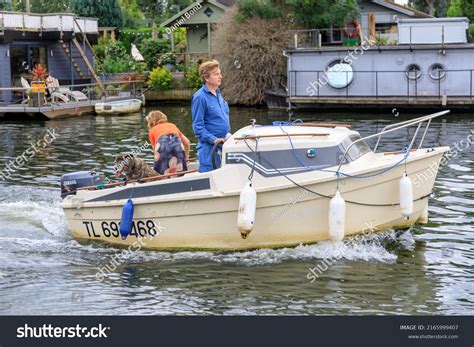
159;53;176;72
30;64;47;107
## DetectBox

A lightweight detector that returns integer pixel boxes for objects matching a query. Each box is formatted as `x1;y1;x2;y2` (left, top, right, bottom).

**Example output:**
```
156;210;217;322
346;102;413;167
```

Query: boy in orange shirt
146;111;191;175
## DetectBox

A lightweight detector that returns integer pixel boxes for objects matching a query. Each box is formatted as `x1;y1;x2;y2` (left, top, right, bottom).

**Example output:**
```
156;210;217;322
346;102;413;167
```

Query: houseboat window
375;23;392;35
10;45;47;87
405;64;422;80
429;63;446;80
326;61;353;89
340;134;371;162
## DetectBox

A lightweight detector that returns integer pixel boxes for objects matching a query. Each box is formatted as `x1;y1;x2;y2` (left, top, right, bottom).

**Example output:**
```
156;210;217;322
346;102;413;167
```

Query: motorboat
60;111;450;251
94;98;142;115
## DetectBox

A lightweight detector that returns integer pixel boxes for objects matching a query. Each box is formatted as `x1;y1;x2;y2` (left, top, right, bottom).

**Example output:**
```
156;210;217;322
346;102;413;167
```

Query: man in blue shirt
191;60;230;173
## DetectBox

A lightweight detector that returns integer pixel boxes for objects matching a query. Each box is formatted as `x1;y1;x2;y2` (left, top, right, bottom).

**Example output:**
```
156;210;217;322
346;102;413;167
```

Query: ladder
59;39;85;79
71;37;105;93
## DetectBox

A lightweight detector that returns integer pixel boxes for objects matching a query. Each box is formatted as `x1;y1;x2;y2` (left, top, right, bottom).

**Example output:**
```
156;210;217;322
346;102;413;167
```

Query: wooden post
207;20;211;55
152;22;158;40
111;29;116;43
170;31;175;52
368;13;376;41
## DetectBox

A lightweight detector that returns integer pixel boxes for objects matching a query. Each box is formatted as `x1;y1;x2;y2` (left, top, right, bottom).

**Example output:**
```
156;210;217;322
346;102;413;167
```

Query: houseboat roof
0;11;99;34
370;0;432;18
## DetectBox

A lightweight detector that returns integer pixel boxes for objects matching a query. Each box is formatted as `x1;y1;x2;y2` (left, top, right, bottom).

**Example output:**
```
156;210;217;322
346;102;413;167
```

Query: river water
0;105;472;315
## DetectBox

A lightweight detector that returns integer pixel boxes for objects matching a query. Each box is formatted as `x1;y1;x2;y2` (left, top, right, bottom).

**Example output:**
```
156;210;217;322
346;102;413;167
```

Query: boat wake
0;185;68;237
133;230;406;266
0;185;413;265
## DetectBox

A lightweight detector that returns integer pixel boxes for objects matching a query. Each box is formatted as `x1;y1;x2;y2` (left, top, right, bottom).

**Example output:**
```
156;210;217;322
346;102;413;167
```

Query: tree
408;0;449;17
213;7;295;105
137;0;166;22
285;0;360;28
0;0;69;12
30;0;70;13
70;0;124;30
118;0;145;28
461;0;474;18
447;0;463;16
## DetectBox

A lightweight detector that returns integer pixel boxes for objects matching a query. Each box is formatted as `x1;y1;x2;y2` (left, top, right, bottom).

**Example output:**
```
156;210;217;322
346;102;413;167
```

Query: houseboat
0;11;141;120
275;0;474;111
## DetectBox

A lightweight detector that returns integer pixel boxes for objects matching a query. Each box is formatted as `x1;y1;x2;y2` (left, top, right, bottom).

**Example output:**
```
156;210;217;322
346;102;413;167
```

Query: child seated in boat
146;111;191;175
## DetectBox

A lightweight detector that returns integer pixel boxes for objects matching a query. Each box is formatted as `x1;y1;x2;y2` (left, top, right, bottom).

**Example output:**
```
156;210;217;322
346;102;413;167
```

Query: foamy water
0;109;472;315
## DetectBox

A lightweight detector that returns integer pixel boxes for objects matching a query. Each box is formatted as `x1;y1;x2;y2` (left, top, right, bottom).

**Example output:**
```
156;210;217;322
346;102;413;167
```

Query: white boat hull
95;99;142;115
62;148;447;251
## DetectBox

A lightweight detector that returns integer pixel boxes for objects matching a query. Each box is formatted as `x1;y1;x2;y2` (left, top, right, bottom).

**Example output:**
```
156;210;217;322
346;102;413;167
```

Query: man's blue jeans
197;141;222;173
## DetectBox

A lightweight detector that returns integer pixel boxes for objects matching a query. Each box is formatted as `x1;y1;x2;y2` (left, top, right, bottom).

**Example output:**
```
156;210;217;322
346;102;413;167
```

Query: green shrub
470;24;474;43
107;42;129;59
119;27;169;50
158;53;176;66
103;57;130;73
184;64;202;90
235;0;281;22
138;38;171;69
374;35;389;46
148;67;173;90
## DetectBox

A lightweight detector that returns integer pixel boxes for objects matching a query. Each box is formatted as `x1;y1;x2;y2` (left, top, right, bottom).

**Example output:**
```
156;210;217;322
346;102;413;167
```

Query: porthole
405;64;422;80
429;63;446;80
326;61;354;89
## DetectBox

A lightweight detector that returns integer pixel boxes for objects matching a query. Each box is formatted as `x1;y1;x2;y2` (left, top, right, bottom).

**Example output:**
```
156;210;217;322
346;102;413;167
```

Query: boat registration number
82;220;158;238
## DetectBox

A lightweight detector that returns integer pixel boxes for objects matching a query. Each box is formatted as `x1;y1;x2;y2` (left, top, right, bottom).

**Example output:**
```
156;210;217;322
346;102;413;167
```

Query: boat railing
336;110;450;172
289;23;469;49
288;68;474;100
0;79;145;110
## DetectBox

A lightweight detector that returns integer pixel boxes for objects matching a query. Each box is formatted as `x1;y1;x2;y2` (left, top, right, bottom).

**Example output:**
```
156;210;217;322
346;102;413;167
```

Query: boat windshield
340;134;371;161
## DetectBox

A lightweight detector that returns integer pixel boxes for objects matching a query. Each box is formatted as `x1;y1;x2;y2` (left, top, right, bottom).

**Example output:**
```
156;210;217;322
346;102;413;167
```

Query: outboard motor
60;171;104;199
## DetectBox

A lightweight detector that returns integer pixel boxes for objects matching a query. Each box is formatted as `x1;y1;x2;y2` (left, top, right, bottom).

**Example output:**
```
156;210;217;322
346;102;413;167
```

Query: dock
287;96;474;111
0;95;141;120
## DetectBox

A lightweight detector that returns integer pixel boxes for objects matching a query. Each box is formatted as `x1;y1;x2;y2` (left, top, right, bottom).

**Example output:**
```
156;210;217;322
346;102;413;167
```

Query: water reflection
0;106;472;315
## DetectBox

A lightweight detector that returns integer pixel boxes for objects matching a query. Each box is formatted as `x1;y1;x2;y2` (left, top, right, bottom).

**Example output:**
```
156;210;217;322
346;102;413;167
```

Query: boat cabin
224;125;372;177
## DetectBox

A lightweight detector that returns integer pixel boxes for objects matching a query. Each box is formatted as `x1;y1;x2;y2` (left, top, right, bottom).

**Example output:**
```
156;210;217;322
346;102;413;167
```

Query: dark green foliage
70;0;124;30
119;27;170;51
447;0;463;16
235;0;359;28
119;0;144;29
184;63;202;90
461;0;474;19
1;0;69;12
138;38;171;69
285;0;360;28
235;0;282;22
409;0;448;17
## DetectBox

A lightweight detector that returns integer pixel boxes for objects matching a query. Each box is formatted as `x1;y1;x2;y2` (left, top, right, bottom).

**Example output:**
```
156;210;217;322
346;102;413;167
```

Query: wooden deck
286;96;474;111
0;96;139;120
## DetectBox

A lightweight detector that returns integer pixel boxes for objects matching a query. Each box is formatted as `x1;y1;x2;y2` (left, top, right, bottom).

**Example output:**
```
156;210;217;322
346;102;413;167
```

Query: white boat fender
399;172;413;219
120;198;134;240
328;190;345;242
237;181;257;239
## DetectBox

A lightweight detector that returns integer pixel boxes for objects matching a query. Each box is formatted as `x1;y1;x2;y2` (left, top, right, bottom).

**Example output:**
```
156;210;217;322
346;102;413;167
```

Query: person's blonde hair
199;60;220;83
146;110;168;129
